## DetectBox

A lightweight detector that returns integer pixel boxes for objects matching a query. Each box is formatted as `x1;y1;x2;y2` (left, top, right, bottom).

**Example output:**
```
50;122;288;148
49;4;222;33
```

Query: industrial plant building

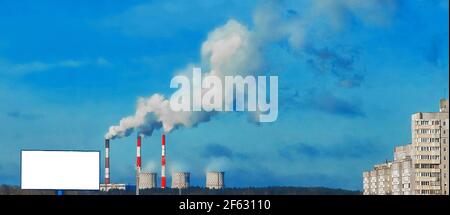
363;99;449;195
100;133;225;193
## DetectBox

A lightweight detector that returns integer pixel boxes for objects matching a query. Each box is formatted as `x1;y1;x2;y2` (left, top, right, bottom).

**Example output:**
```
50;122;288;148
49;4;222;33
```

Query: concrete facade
400;158;414;195
363;171;370;195
363;99;449;195
375;162;392;195
411;99;449;195
171;172;190;189
139;172;157;189
391;144;415;195
206;171;225;189
363;144;428;195
369;170;377;194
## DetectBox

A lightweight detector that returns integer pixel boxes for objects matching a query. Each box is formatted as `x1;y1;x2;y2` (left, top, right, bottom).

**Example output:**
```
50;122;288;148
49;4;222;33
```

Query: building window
421;121;429;125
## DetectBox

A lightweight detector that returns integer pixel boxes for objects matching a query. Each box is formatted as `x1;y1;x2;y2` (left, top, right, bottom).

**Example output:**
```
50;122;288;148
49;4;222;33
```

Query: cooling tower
206;171;224;189
139;172;157;189
171;172;190;189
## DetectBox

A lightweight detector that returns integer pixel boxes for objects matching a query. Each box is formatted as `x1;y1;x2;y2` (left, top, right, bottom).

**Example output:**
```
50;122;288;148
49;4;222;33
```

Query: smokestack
137;134;142;172
161;134;166;189
105;139;110;185
136;134;142;195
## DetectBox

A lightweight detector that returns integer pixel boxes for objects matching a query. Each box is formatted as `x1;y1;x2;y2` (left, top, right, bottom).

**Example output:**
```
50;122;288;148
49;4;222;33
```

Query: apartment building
375;162;392;195
363;99;449;195
392;144;414;195
411;99;449;195
363;144;414;195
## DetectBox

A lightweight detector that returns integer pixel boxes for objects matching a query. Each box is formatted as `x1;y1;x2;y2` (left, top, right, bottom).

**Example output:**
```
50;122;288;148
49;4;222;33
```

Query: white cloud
105;0;399;140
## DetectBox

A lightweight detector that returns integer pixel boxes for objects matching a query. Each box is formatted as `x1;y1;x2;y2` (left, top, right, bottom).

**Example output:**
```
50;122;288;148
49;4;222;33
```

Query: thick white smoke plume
105;0;397;140
105;20;260;139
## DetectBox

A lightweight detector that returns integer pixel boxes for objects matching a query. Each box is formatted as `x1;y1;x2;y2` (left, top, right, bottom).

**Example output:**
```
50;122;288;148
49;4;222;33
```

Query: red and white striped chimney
161;134;166;189
136;134;142;195
137;134;142;172
105;139;110;185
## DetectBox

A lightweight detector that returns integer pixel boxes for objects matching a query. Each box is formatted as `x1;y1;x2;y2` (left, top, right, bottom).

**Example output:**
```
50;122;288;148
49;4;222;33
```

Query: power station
100;134;225;193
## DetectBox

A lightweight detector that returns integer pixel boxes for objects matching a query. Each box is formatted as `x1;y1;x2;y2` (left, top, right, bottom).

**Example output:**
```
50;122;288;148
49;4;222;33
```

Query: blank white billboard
21;150;100;190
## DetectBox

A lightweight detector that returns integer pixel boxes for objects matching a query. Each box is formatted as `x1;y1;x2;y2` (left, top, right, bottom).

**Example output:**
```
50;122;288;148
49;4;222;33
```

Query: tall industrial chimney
105;139;110;185
161;134;166;189
136;134;142;195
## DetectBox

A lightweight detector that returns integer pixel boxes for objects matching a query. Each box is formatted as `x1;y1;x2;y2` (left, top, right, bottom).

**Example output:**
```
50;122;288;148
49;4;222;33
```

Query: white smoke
170;160;191;173
142;160;158;172
105;0;397;140
205;157;231;173
105;20;260;139
201;20;262;77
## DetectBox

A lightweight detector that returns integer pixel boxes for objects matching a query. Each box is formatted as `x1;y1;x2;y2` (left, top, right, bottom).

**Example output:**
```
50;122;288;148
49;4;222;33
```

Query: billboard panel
21;150;100;190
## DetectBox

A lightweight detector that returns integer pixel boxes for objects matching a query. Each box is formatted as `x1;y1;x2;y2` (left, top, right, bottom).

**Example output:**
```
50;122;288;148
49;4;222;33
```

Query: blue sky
0;0;448;190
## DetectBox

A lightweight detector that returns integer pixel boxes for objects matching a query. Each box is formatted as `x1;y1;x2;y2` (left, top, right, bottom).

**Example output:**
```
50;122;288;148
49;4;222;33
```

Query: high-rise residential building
363;99;449;195
392;144;414;195
411;99;449;195
363;171;370;195
363;144;414;195
369;170;377;194
375;162;392;195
